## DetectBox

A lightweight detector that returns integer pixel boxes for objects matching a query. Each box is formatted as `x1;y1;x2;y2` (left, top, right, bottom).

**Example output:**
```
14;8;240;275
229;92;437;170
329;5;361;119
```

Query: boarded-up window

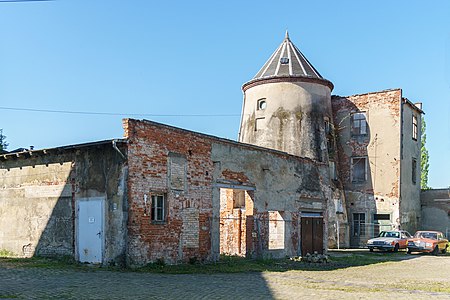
169;153;186;190
351;157;367;183
268;211;285;250
255;117;265;131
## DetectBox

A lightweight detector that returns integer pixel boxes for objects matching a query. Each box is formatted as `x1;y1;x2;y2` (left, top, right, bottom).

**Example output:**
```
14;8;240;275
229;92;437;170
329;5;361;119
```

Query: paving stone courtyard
1;253;449;299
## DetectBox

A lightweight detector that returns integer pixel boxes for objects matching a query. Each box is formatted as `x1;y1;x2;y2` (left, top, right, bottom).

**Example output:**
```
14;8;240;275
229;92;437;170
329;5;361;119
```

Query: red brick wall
124;119;214;265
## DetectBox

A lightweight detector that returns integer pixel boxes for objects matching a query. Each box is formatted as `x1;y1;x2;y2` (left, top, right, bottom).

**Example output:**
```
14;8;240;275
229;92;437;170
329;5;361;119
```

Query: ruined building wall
332;89;402;245
0;144;128;264
124;119;332;265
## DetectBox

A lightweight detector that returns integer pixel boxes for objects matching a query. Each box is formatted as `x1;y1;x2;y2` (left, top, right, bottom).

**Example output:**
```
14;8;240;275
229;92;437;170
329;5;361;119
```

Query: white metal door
77;198;104;263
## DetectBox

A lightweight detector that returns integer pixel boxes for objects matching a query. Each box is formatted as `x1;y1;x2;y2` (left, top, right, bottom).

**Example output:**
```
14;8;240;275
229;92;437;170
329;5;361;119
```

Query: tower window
412;158;417;184
257;99;267;110
280;57;289;64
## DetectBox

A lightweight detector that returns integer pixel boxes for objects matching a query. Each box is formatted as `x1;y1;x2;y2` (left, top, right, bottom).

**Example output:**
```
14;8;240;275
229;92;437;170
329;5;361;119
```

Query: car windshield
414;232;438;240
378;231;400;238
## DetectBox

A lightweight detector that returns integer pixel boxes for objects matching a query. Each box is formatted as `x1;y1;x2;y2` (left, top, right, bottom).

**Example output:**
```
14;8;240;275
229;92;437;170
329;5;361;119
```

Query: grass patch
0;253;410;274
0;249;17;258
136;253;405;274
0;295;19;299
391;281;450;293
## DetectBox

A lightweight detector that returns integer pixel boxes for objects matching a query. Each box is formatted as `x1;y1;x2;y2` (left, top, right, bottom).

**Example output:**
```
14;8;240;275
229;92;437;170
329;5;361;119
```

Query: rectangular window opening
412;115;418;140
353;213;366;237
351;112;367;136
351;157;367;183
151;194;166;222
373;214;390;221
412;158;417;184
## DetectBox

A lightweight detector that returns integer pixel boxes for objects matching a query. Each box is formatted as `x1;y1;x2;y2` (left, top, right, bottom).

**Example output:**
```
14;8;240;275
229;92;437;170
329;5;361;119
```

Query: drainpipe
112;140;126;160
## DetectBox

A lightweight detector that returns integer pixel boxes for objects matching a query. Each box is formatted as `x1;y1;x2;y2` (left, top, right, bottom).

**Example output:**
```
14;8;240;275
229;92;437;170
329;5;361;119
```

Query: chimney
414;102;422;110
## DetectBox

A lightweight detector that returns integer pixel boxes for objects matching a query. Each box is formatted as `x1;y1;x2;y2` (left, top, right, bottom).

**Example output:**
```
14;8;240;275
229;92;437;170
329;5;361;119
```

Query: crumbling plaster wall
421;189;450;237
240;81;332;161
211;142;331;259
0;144;128;264
124;118;332;265
332;89;402;240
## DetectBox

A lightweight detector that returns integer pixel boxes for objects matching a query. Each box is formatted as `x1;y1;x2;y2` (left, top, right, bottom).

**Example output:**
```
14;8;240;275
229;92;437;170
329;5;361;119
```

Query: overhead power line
0;0;54;3
0;106;240;117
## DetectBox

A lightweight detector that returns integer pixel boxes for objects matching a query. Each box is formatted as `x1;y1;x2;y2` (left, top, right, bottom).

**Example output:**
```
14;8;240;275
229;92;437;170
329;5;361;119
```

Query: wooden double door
301;217;324;256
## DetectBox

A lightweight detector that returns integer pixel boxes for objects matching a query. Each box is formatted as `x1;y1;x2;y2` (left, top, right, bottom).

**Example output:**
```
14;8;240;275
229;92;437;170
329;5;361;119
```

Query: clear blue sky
0;0;449;188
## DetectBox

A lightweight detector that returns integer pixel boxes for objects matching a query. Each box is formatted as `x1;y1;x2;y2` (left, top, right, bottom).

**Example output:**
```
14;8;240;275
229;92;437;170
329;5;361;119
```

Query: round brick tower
239;32;334;162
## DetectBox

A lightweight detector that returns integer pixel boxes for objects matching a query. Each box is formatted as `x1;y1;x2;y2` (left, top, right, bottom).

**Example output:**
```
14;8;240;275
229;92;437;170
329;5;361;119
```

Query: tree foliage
0;129;7;152
420;118;430;189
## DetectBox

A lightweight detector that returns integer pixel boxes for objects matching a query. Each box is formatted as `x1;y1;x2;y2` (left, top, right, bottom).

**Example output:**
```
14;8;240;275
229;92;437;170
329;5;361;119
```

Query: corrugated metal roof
253;31;323;80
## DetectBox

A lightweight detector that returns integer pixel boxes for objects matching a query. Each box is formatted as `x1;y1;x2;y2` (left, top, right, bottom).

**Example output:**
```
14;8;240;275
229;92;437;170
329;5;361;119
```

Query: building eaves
0;139;127;160
402;97;425;114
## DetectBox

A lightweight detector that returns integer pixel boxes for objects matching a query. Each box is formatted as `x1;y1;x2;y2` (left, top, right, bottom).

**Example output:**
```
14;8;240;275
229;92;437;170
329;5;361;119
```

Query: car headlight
367;240;373;245
425;242;432;248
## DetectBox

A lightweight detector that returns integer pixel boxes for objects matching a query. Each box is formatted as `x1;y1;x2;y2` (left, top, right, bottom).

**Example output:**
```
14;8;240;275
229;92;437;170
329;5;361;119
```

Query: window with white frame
151;194;166;222
351;157;367;183
351;112;367;136
412;115;418;140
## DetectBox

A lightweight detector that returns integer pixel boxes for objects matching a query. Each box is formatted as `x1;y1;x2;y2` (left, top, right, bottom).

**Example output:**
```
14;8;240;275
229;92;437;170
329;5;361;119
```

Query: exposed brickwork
125;119;214;265
332;89;401;197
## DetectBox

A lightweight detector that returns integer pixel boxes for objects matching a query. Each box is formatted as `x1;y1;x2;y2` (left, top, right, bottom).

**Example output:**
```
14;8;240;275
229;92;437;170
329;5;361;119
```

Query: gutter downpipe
112;140;126;160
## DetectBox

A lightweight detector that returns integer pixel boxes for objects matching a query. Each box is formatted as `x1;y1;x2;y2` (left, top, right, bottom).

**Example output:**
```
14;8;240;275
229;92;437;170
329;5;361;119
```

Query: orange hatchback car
407;231;448;255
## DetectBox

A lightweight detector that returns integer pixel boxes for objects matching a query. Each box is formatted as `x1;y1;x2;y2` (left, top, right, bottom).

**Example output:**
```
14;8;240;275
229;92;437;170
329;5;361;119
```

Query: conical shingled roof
254;31;323;79
243;32;333;91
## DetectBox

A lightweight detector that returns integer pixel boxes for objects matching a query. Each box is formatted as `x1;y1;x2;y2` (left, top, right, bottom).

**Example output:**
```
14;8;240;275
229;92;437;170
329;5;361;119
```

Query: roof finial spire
285;30;289;40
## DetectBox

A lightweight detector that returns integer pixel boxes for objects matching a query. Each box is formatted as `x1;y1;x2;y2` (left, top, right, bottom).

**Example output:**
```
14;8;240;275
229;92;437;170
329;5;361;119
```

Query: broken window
329;161;337;180
351;157;367;183
151;194;166;222
353;213;366;237
412;158;417;184
412;115;418;140
324;117;331;135
351;112;367;136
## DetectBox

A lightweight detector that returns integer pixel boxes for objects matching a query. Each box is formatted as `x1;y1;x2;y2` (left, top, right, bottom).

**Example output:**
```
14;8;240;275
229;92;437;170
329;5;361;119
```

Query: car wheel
407;248;412;254
441;246;448;254
393;244;399;253
432;245;439;256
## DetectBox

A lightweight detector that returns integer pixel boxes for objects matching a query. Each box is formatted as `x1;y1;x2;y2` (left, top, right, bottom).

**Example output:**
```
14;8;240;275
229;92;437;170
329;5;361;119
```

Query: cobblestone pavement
1;255;450;299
